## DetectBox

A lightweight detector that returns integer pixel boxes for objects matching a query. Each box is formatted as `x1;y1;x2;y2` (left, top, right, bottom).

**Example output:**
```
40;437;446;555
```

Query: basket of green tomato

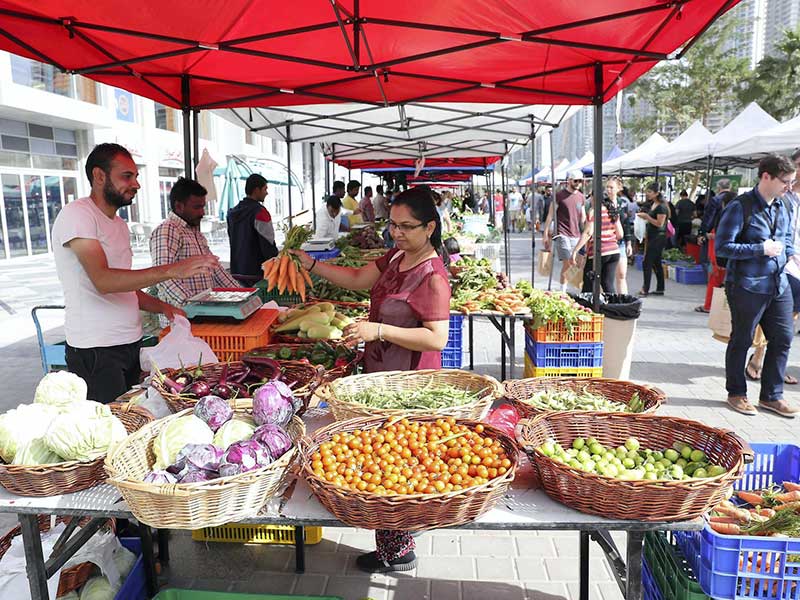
243;342;362;382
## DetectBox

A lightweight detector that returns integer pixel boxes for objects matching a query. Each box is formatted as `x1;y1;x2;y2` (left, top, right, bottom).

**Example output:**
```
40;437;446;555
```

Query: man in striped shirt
150;177;239;306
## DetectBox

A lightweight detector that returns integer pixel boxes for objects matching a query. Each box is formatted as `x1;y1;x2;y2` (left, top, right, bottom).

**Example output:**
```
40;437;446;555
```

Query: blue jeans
725;282;794;402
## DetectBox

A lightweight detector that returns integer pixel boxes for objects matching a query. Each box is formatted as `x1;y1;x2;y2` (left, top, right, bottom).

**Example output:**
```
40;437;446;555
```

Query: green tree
738;27;800;121
623;16;750;144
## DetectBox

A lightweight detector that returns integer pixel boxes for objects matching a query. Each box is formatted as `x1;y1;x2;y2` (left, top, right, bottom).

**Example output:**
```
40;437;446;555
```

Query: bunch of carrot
708;482;800;535
262;226;314;301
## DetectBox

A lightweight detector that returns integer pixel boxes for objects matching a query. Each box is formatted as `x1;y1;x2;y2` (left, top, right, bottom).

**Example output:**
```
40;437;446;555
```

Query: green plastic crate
154;590;343;600
644;531;709;600
255;280;301;306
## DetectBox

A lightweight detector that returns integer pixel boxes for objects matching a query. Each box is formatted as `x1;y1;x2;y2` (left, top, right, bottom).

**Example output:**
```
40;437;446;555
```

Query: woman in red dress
292;186;452;572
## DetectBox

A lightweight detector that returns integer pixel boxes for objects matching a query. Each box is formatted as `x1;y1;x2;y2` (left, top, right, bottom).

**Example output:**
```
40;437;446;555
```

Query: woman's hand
288;249;314;270
344;321;381;344
626;242;633;257
636;212;648;220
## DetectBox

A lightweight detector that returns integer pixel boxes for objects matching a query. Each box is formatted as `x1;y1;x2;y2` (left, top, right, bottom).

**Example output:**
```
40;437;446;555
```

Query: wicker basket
314;369;502;421
0;515;115;596
516;412;752;522
105;406;305;529
271;300;369;345
300;415;517;531
503;377;665;418
153;360;320;415
243;343;363;383
0;402;154;497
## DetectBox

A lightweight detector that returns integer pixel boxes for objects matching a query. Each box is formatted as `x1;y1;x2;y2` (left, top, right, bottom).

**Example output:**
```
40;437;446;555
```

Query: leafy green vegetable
524;290;593;332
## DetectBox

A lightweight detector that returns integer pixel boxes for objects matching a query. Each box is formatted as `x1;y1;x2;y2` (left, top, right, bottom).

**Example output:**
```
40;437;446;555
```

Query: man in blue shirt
715;154;798;418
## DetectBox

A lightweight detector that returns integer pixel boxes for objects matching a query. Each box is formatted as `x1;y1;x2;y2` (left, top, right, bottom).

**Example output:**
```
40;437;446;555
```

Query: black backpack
714;194;754;269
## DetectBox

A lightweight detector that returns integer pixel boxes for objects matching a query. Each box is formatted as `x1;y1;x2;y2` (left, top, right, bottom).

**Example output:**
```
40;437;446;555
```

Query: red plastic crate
527;313;604;343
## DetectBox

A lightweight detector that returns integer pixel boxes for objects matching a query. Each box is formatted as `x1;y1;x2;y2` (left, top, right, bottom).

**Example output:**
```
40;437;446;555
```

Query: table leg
294;525;306;573
625;531;645;600
20;514;50;600
157;528;170;563
579;530;590;600
508;316;516;380
139;523;159;598
468;315;474;370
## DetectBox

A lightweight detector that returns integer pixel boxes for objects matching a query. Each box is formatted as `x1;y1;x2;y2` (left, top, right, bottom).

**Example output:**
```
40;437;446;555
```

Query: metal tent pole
490;169;496;224
181;75;192;178
547;129;558;291
324;153;330;196
192;109;200;171
311;142;317;230
286;124;293;228
591;63;604;312
502;145;511;278
530;125;536;287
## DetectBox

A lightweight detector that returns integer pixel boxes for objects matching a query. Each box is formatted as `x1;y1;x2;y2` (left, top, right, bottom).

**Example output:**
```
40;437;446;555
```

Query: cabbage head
79;575;117;600
112;544;137;579
45;413;127;462
213;418;255;450
60;399;112;418
0;403;61;463
13;437;63;465
252;382;295;427
152;415;213;469
34;371;88;407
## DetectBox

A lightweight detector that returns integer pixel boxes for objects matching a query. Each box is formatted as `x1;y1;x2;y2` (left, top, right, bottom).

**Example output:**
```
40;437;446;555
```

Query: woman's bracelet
378;323;385;342
309;259;317;272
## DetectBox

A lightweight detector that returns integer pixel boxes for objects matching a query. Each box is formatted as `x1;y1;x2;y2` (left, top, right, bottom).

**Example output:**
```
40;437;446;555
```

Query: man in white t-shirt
508;187;523;233
51;143;217;403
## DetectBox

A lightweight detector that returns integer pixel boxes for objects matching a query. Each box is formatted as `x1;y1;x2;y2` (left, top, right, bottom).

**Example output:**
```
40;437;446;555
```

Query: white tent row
715;114;800;162
215;103;581;165
602;132;668;174
556;151;594;180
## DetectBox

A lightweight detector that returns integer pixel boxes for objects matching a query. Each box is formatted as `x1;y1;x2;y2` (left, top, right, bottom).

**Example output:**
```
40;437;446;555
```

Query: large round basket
300;415;517;531
314;369;502;421
243;343;363;383
153;360;320;415
0;402;154;497
515;412;752;522
105;406;305;529
0;515;115;596
503;377;665;418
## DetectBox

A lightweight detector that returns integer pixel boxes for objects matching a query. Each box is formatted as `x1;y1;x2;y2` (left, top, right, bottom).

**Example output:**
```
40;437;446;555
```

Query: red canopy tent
0;0;740;299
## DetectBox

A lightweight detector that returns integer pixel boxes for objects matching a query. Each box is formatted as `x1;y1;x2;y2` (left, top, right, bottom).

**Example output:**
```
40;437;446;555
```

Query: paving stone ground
0;232;798;599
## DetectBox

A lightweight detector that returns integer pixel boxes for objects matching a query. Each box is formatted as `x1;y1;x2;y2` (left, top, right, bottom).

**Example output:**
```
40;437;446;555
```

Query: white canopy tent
556;151;594;180
215;103;581;166
638;121;713;171
714;114;800;163
602;132;669;175
530;158;570;184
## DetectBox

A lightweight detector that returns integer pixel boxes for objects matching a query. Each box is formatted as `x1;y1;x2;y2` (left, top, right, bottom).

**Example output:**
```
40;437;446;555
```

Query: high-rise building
764;0;800;58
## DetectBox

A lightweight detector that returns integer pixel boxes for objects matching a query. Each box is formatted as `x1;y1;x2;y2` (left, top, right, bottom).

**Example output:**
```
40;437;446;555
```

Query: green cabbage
112;543;137;579
12;437;63;465
34;371;88;407
153;415;213;469
60;400;112;418
79;575;117;600
45;413;127;462
0;403;61;463
60;593;79;600
213;418;255;450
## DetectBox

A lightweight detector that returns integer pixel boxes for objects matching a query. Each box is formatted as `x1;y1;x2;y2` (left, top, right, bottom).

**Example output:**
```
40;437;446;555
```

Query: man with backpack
715;154;798;418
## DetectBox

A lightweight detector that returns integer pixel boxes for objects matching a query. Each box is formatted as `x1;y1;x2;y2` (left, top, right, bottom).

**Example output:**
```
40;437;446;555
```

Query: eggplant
211;363;234;399
174;372;193;387
192;353;204;378
228;382;249;399
228;366;251;384
241;356;282;380
183;380;212;398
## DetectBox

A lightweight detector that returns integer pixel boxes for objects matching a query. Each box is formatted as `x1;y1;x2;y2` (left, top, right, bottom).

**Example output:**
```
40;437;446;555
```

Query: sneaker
355;551;417;573
758;399;799;419
727;395;757;416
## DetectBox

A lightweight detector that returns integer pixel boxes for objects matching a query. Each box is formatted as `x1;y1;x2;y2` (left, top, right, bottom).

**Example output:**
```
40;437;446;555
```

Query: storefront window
25;175;48;254
159;180;173;220
44;176;63;237
155;103;182;133
10;57;98;104
63;177;78;204
2;174;28;257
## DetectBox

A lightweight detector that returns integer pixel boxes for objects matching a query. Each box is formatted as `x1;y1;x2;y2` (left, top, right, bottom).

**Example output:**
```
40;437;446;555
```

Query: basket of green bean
314;369;503;421
503;377;664;418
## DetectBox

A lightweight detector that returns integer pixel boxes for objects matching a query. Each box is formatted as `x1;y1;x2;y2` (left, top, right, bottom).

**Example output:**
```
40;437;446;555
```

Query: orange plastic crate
159;309;280;361
528;313;604;343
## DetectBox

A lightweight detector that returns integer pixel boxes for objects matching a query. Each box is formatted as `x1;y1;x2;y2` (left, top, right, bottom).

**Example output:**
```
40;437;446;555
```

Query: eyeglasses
778;176;796;186
388;220;426;232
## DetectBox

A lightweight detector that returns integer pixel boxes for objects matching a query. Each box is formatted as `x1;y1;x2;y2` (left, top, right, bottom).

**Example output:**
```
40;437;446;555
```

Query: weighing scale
302;238;335;252
183;288;263;320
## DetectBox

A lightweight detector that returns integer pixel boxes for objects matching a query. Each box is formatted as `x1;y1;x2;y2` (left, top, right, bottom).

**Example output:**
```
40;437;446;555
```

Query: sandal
785;374;798;385
745;353;761;381
695;306;709;313
638;289;649;297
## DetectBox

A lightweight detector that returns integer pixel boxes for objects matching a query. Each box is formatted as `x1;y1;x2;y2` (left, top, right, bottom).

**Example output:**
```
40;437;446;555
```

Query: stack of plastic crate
441;314;464;368
524;313;604;378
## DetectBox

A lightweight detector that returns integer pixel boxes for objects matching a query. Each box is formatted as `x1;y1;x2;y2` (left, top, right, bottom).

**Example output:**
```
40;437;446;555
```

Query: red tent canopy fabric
0;1;740;110
333;156;500;170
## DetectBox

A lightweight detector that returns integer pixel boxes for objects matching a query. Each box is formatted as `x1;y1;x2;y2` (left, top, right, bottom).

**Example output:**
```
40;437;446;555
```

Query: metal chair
32;305;67;374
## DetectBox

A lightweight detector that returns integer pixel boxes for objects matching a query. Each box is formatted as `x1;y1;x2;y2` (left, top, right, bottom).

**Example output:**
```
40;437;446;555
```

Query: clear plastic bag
139;315;217;373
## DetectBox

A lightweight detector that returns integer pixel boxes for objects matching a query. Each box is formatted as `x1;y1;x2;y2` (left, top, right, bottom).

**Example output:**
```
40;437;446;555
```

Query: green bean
341;384;482;410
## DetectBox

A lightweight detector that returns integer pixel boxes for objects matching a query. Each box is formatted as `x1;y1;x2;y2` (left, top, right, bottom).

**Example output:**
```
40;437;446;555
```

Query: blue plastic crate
643;554;665;600
307;248;341;261
525;339;604;369
672;443;800;600
116;537;145;600
675;265;707;285
441;315;464;368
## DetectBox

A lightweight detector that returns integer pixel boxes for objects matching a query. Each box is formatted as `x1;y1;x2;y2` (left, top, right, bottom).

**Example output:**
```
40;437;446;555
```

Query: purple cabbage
273;379;302;413
252;424;292;461
252;382;295;427
143;470;178;484
219;439;272;477
168;443;224;475
178;469;217;483
194;395;233;432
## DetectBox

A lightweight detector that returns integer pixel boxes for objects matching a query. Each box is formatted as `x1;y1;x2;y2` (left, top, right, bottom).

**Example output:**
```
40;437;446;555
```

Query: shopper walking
613;179;634;295
542;171;587;292
638;186;669;296
716;154;798;418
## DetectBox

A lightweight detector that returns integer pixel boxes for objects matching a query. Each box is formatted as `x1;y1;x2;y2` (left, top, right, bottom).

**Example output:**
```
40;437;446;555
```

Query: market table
459;311;527;380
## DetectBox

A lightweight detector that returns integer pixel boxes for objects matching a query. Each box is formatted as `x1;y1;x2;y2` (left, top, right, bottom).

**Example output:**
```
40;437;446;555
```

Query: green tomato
676;458;688;469
634;456;644;466
680;445;693;460
566;448;579;458
622;458;635;468
578;450;592;463
552;456;565;464
586;437;598;447
589;443;605;456
658;458;673;470
684;462;700;475
644;463;655;472
603;465;619;478
568;459;582;470
690;450;706;463
625;437;640;452
572;437;586;450
652;451;664;461
693;467;708;478
540;442;555;457
664;449;680;463
644;471;658;481
604;452;616;462
626;449;640;460
583;460;596;472
670;464;684;479
707;465;727;477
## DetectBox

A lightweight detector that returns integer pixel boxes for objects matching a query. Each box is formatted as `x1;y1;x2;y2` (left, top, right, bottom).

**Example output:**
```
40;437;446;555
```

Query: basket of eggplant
152;356;321;415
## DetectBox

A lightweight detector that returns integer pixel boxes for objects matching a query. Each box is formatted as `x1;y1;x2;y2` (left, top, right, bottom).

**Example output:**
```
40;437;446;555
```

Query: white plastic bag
140;315;217;373
634;216;647;242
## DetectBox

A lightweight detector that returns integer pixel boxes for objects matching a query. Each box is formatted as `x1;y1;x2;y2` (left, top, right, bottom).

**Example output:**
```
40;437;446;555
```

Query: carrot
285;260;296;293
277;255;289;293
737;491;766;506
783;482;800;492
263;258;278;280
775;490;800;504
710;522;741;535
774;501;800;512
757;508;776;518
714;504;752;522
301;267;313;287
710;516;742;524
